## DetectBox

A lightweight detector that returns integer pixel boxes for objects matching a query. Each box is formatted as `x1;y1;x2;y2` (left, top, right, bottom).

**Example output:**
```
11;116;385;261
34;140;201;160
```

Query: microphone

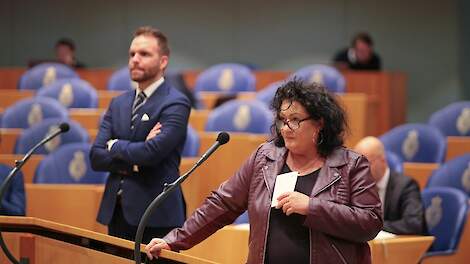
196;131;230;166
133;132;230;264
0;122;70;264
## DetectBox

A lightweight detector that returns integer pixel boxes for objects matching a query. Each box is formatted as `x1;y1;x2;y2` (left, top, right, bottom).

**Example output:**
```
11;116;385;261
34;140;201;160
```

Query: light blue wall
0;0;464;125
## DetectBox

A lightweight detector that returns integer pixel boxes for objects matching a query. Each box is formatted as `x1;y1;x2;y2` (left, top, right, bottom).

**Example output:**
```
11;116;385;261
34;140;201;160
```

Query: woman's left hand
276;192;310;216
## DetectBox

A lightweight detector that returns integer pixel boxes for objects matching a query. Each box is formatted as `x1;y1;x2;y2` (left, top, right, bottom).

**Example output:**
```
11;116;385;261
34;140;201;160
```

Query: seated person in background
146;79;382;263
0;164;26;216
55;38;85;68
354;136;427;235
333;32;381;71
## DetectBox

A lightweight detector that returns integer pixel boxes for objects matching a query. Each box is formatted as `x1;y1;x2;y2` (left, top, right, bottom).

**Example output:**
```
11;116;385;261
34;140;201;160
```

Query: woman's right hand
145;238;171;260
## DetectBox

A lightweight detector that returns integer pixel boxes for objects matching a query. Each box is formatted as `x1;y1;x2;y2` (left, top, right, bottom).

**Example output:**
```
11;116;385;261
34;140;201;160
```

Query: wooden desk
69;108;104;129
184;225;433;264
0;90;34;108
77;69;114;90
0;154;44;183
0;216;214;264
446;136;470;161
0;67;24;90
190;109;210;131
403;162;440;190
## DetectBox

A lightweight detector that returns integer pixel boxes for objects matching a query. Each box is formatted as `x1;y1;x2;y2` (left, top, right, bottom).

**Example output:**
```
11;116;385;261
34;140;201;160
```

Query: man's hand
146;122;162;141
145;238;171;260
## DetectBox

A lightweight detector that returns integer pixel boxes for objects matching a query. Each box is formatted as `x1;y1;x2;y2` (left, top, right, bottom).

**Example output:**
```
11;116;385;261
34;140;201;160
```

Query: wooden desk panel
0;68;24;90
403;162;440;190
0;90;34;109
339;93;368;147
77;69;114;90
69;108;104;130
190;109;210;131
25;184;107;233
184;226;433;264
446;136;470;161
97;90;122;109
198;91;257;110
0;154;44;183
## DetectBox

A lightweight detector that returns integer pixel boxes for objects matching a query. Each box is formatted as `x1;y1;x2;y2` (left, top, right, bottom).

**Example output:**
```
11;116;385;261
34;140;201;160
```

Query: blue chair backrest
18;63;78;90
14;118;89;155
380;123;447;163
386;150;404;174
194;63;256;94
107;66;136;91
182;125;200;157
0;163;25;216
422;187;468;253
291;64;346;93
426;154;470;197
429;101;470;136
255;81;284;106
34;143;108;184
233;211;249;224
1;97;68;129
205;100;273;134
37;78;98;108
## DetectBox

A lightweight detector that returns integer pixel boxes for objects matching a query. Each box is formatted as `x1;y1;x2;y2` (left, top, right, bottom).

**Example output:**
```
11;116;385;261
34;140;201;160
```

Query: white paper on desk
374;230;397;240
271;171;299;207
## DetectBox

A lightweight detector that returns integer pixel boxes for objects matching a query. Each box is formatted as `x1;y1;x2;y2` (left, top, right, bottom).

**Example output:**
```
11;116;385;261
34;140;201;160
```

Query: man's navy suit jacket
90;81;190;227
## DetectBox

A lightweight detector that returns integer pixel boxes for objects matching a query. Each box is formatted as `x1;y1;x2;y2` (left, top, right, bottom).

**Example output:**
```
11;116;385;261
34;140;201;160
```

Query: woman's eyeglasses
276;117;312;130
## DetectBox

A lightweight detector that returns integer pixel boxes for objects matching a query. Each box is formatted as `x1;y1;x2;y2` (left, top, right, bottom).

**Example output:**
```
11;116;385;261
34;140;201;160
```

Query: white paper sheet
271;171;299;207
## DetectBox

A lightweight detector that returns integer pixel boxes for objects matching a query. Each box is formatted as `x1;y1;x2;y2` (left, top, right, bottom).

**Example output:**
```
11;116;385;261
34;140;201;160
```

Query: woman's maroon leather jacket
164;142;383;263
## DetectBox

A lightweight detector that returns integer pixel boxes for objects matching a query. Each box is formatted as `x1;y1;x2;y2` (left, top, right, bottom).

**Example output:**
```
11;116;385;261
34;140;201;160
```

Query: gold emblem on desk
28;103;43;127
402;130;419;161
69;150;87;182
59;83;74;107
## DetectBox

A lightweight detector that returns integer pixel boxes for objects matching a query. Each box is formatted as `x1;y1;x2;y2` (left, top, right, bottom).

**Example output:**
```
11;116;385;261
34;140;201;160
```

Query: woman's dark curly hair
271;78;348;157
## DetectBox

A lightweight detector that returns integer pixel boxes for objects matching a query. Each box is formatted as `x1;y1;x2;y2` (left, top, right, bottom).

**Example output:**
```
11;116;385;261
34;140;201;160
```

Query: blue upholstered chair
255;81;284;106
426;154;470;197
421;187;468;258
380;123;447;163
194;63;256;94
0;164;25;216
233;211;249;225
18;63;78;90
386;150;404;174
37;78;98;108
14;118;89;155
182;125;200;157
34;143;107;184
1;97;68;129
429;101;470;137
107;66;136;91
205;100;273;134
291;64;346;93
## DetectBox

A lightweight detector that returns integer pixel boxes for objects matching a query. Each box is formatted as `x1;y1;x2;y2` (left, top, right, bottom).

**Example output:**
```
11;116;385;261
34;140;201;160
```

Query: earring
317;131;324;145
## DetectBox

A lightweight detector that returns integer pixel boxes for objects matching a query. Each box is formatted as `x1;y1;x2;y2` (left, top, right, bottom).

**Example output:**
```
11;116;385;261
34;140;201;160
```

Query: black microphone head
217;132;230;145
59;123;70;133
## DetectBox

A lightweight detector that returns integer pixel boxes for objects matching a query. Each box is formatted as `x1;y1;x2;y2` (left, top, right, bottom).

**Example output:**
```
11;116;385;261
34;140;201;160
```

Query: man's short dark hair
352;32;374;47
134;26;170;56
271;79;348;157
55;38;76;51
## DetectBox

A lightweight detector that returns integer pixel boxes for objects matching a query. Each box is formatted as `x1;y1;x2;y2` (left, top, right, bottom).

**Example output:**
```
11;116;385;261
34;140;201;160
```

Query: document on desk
271;171;299;207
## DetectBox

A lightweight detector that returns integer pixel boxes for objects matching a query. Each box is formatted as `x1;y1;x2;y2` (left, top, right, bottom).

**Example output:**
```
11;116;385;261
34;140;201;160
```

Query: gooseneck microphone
134;131;230;264
0;122;70;264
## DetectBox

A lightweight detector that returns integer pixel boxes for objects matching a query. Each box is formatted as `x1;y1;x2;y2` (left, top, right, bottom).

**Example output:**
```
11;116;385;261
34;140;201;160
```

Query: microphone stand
134;134;229;264
0;128;66;264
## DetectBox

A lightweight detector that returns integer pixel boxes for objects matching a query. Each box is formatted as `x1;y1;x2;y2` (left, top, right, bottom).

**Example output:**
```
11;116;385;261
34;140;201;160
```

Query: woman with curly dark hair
146;79;382;264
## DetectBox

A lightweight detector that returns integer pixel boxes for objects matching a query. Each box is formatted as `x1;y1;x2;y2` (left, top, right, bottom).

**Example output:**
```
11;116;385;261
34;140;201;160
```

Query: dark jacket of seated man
354;136;427;235
0;164;26;216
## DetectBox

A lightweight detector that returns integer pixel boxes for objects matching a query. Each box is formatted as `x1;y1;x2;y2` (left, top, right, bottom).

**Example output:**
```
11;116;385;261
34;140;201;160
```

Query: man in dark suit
354;136;427;235
90;26;190;242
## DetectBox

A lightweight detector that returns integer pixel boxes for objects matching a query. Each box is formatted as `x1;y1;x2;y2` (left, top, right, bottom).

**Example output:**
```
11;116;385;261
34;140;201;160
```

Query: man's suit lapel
384;171;397;219
120;91;135;139
131;82;170;138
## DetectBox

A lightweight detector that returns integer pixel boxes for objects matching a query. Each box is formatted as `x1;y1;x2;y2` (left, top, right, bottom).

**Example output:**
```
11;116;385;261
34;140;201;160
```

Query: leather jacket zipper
331;242;347;264
261;165;271;263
